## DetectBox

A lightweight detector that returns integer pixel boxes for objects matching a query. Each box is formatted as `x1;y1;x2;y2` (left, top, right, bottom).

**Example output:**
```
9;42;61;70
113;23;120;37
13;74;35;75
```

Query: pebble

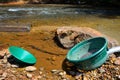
75;75;81;80
0;30;119;80
98;68;105;73
83;75;88;80
37;75;42;79
6;63;11;67
11;64;19;68
114;57;120;65
11;70;16;74
0;50;7;59
114;67;119;70
59;72;64;76
25;66;37;72
0;70;3;75
2;72;7;78
7;54;11;58
51;69;60;74
39;71;43;75
39;67;44;71
2;59;7;64
110;57;116;63
0;77;5;80
51;69;57;72
51;56;56;61
63;71;66;75
26;73;33;78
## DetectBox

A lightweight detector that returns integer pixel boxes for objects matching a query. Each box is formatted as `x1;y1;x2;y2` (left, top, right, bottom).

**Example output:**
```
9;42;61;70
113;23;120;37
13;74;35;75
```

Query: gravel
0;48;119;80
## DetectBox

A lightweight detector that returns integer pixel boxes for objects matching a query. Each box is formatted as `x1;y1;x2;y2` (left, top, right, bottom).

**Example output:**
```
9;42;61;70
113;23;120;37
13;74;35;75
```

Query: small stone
4;49;9;55
37;75;42;79
25;66;37;72
114;57;120;65
63;71;66;75
51;56;56;61
11;70;16;73
75;75;81;80
39;71;42;75
109;54;116;58
0;77;5;80
51;69;58;73
0;50;6;59
109;57;116;63
0;70;3;75
51;69;62;74
6;63;11;67
83;75;88;80
59;72;64;76
39;67;44;71
2;59;7;64
114;67;119;70
26;73;33;78
98;68;105;73
11;64;19;68
7;54;11;58
2;72;7;78
19;75;26;79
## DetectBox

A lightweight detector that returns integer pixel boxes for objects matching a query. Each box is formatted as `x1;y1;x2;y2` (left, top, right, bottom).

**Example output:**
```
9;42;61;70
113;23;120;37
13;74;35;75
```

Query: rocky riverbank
0;45;120;80
0;27;120;79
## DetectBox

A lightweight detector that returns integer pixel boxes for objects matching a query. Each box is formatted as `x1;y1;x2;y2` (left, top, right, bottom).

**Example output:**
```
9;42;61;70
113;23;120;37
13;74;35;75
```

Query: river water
0;5;120;40
0;5;120;70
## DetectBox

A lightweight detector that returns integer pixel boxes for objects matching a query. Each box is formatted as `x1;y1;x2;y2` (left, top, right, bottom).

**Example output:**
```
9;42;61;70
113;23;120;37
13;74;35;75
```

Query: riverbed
0;4;120;72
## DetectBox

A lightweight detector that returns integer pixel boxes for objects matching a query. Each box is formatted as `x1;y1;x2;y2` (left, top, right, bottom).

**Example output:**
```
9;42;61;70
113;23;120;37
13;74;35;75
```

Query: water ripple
0;6;119;20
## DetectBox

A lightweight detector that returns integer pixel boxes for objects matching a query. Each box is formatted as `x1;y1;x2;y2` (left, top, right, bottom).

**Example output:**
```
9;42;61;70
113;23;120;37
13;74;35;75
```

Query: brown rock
56;27;119;49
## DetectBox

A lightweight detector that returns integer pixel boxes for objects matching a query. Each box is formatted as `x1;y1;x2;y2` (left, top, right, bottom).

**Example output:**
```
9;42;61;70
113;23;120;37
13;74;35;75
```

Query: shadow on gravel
7;55;34;68
62;58;83;76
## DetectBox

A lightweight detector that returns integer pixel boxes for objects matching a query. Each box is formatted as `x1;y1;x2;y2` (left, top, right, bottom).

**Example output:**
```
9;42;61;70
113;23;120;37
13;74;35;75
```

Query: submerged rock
56;27;119;49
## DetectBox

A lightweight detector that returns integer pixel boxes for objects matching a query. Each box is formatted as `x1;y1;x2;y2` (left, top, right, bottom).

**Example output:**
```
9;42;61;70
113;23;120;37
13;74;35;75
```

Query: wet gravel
0;46;120;80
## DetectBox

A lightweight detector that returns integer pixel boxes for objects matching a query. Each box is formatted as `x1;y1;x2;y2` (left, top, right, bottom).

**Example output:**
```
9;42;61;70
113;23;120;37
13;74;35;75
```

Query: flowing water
0;4;120;71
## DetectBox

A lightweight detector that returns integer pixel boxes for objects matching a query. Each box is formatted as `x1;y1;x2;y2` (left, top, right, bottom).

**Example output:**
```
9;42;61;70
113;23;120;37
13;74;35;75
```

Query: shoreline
0;1;119;9
0;1;26;6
